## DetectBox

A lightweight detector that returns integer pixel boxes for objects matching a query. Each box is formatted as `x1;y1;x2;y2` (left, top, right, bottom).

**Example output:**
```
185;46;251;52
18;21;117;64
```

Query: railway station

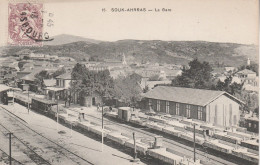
1;87;258;165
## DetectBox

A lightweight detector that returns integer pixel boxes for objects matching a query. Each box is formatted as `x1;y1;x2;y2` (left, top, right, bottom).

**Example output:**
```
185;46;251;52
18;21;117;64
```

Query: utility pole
131;132;139;162
101;104;104;152
27;89;29;114
133;132;137;159
7;132;13;165
12;89;14;105
70;121;72;137
193;124;196;162
56;96;59;131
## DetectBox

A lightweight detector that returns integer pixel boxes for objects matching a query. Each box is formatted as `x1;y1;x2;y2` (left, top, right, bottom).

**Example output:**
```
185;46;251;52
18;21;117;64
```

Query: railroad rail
0;147;24;165
0;123;52;165
0;106;94;165
67;107;231;165
83;112;250;165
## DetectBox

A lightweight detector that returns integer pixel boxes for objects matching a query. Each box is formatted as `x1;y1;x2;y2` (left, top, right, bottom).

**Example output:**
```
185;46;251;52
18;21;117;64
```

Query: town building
225;67;237;73
235;69;257;79
44;72;72;100
142;86;244;127
19;68;43;91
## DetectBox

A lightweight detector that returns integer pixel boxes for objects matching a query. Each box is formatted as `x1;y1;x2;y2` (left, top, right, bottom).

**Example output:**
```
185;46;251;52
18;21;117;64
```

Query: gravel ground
0;103;144;165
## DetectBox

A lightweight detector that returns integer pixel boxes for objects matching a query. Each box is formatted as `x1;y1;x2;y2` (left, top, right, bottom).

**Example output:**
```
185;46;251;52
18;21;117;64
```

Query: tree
238;63;258;75
172;59;213;89
70;63;114;104
113;74;142;106
254;107;259;116
23;56;30;60
52;67;66;78
214;75;244;95
35;70;52;93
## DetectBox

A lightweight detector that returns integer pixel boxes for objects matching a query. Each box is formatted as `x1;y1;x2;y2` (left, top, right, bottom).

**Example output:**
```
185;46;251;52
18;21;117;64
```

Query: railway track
0;123;51;165
0;148;24;165
0;106;94;165
82;112;245;165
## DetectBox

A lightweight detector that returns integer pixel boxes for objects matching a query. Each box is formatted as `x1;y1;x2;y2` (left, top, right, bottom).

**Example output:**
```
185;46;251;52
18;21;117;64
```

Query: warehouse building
142;86;244;127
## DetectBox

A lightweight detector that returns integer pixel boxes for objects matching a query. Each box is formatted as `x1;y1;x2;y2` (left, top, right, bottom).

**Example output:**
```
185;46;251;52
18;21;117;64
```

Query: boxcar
31;97;57;114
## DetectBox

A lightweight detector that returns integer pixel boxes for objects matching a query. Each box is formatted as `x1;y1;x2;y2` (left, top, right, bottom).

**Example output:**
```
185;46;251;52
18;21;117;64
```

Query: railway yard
0;104;142;165
0;92;259;165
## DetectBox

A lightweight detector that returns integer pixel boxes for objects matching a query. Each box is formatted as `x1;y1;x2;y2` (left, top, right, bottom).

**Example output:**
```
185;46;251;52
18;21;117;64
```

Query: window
157;100;160;111
186;105;191;118
254;124;257;128
198;107;203;120
233;115;237;125
214;105;218;124
166;101;170;113
176;103;180;115
249;122;252;128
148;99;152;108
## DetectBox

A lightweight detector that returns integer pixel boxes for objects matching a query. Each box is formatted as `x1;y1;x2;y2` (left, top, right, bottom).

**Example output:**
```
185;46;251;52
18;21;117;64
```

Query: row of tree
69;64;143;106
172;59;258;112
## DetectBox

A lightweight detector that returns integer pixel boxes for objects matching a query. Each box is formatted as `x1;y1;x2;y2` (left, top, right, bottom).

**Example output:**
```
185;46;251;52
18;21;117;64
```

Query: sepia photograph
0;0;259;164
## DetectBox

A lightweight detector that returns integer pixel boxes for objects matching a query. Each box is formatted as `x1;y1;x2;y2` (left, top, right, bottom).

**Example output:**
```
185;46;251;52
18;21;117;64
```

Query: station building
142;86;244;127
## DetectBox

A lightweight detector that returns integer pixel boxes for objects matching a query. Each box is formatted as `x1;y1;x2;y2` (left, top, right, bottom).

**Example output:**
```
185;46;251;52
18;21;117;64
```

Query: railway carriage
31;97;57;114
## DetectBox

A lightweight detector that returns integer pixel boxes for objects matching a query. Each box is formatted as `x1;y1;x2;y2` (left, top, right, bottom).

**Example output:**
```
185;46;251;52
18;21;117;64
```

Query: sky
0;0;259;45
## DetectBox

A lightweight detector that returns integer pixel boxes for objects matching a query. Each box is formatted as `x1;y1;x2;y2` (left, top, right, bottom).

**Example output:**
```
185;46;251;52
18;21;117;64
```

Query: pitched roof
56;72;71;79
142;86;244;106
237;69;256;75
0;84;11;92
43;79;56;87
20;68;43;81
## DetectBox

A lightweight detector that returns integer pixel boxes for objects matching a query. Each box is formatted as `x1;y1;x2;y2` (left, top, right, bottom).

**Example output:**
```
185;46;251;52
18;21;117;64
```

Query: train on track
13;95;259;165
104;107;259;164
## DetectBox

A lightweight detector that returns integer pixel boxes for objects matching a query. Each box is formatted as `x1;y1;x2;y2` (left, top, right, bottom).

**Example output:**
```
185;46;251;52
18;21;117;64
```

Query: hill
43;34;101;45
2;37;258;67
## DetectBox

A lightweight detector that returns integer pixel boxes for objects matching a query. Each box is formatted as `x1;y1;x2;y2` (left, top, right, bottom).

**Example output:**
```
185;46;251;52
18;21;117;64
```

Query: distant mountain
43;34;101;45
3;36;258;67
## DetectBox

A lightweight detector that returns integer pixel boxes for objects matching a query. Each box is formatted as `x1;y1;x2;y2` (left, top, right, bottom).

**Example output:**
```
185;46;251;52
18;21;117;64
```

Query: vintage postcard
0;0;259;165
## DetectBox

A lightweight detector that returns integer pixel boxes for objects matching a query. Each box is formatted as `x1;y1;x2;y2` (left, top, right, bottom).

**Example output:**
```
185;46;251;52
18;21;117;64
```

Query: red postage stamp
8;3;44;46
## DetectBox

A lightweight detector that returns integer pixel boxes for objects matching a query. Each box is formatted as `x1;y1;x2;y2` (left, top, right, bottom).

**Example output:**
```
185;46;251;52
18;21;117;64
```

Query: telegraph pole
56;96;59;131
27;89;29;114
12;89;14;105
101;104;104;152
193;124;196;162
133;132;137;159
131;132;139;162
7;132;13;165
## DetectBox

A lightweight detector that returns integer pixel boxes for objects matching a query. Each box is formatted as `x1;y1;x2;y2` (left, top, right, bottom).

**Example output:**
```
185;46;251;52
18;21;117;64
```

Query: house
142;86;244;127
235;69;257;79
43;79;56;87
225;67;237;73
29;53;46;60
242;79;259;92
19;68;43;92
88;64;109;72
164;69;182;80
44;72;72;100
56;72;72;89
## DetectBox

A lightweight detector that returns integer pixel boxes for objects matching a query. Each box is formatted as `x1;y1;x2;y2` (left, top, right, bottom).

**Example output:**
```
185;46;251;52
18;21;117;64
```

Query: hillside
2;38;258;67
43;34;101;45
